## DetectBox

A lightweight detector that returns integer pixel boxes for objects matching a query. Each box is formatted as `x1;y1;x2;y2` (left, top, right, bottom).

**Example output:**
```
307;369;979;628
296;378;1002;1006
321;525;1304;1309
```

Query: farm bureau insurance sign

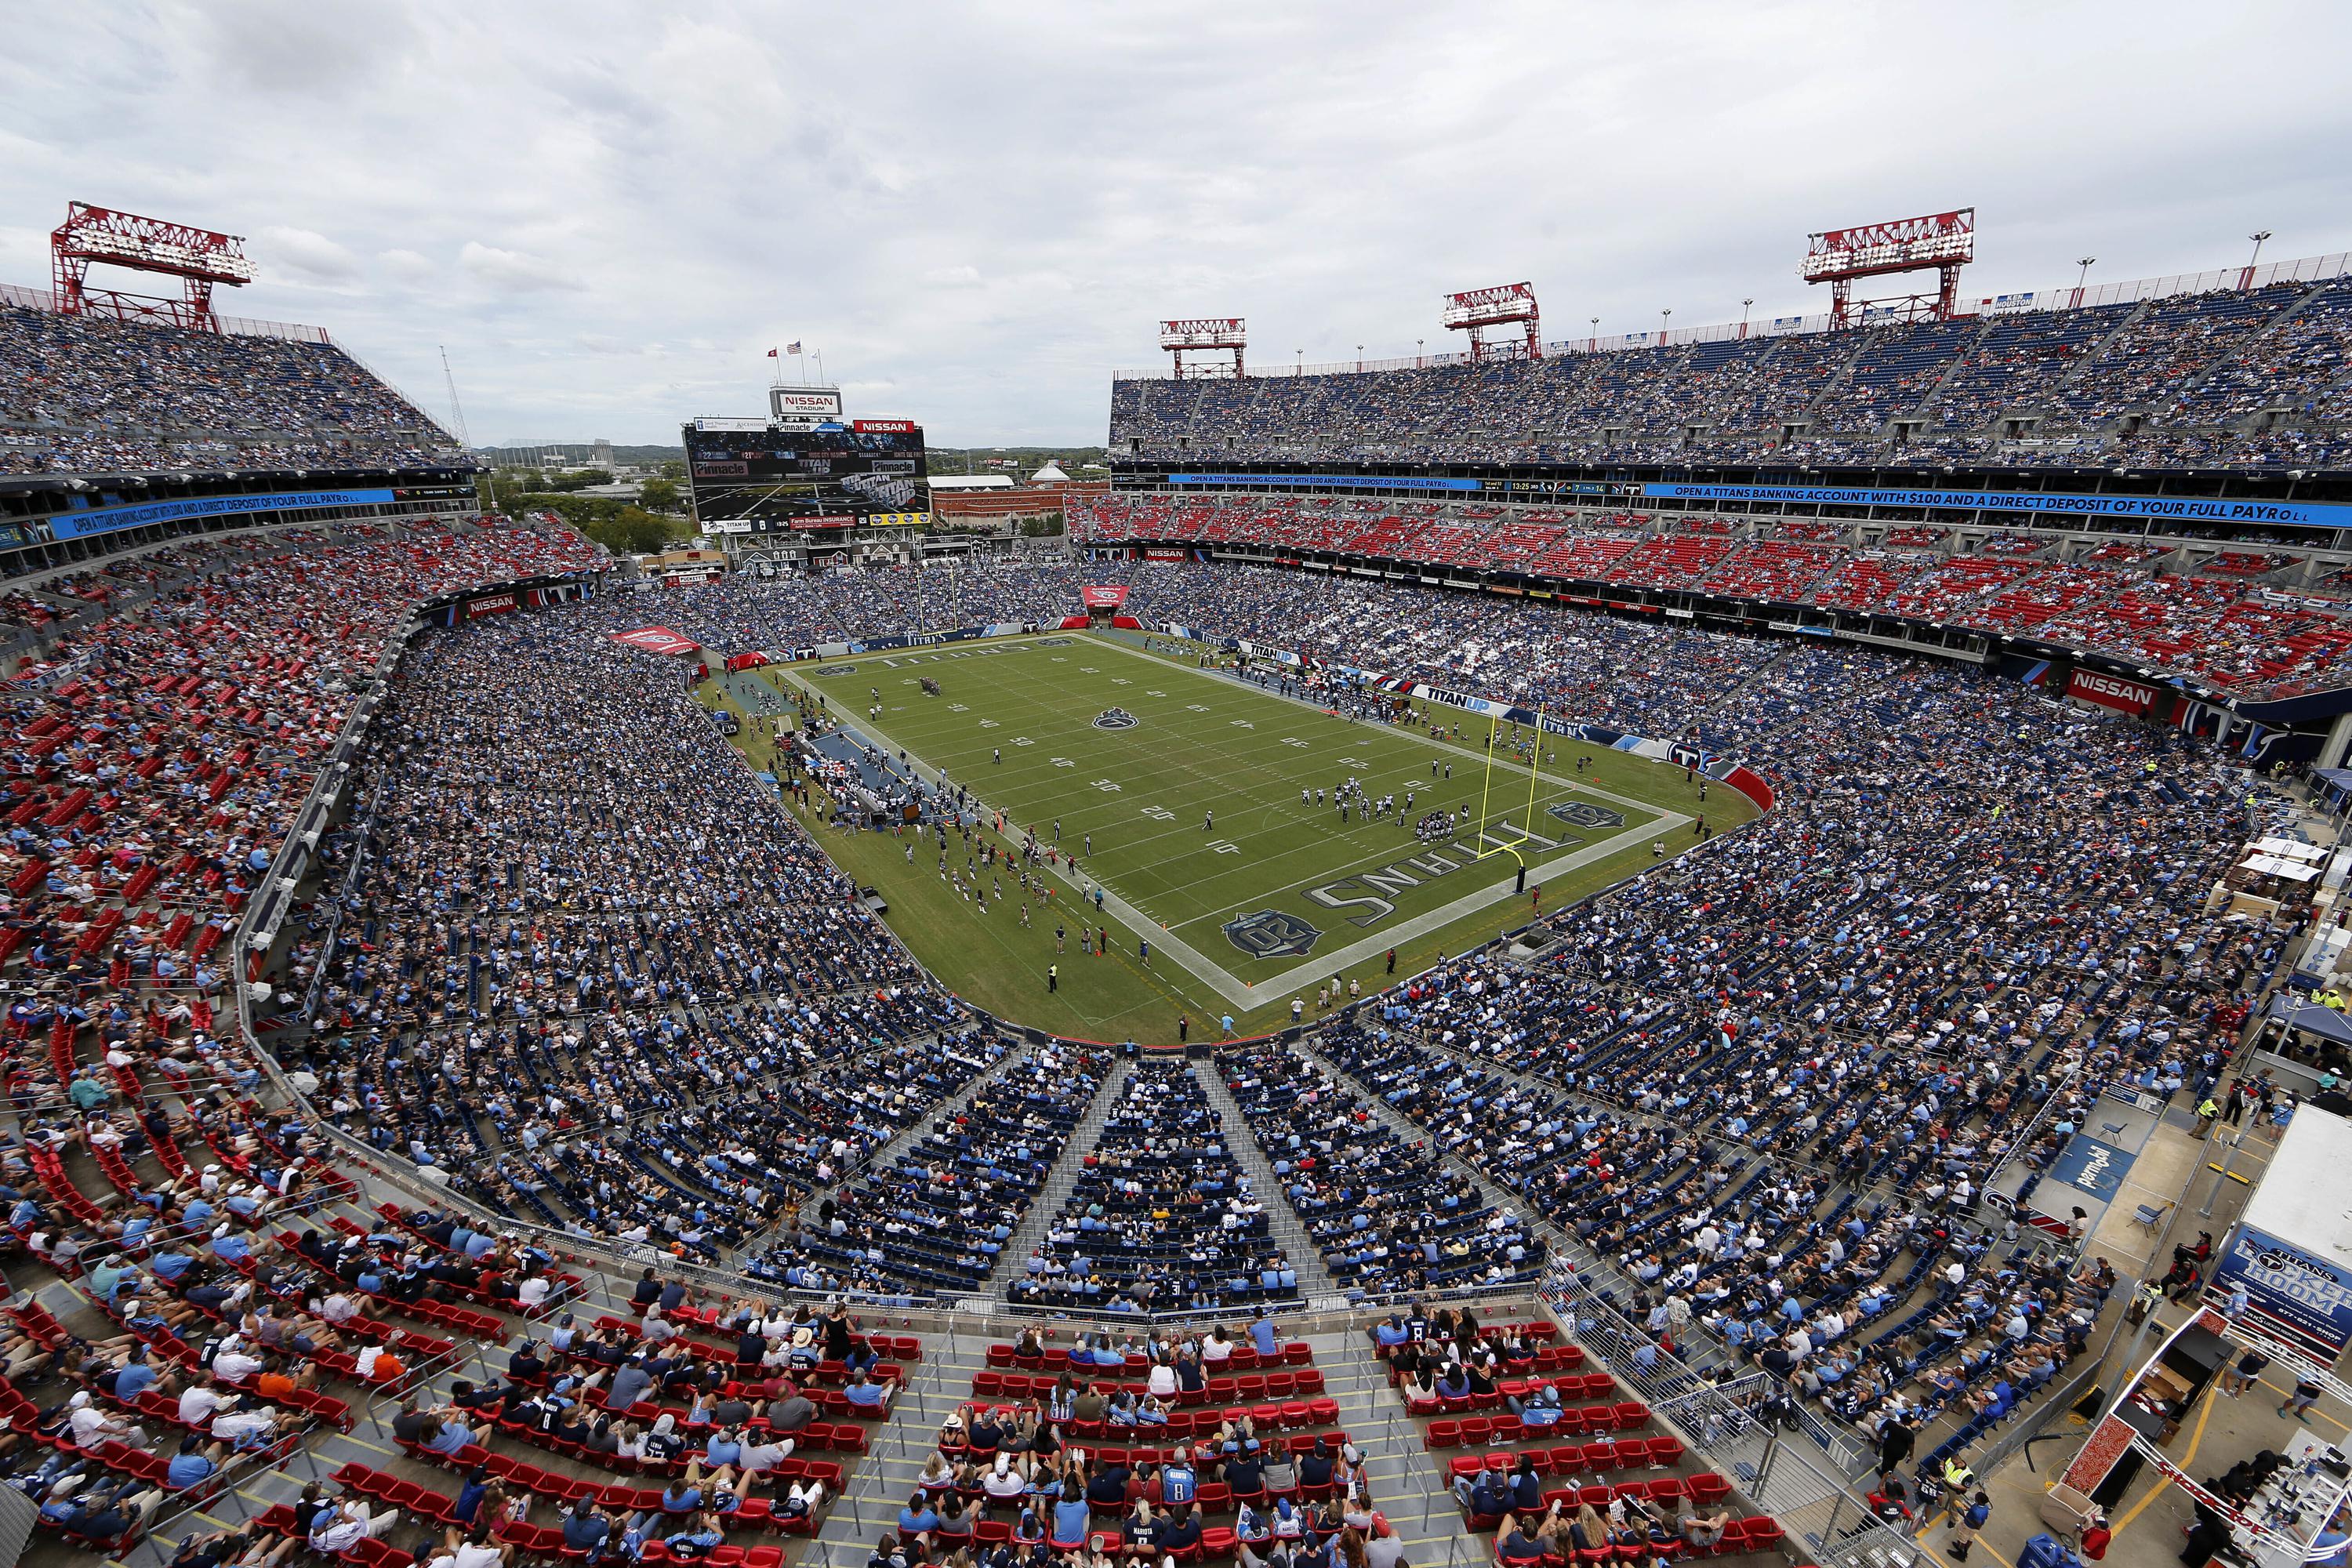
1639;481;2352;529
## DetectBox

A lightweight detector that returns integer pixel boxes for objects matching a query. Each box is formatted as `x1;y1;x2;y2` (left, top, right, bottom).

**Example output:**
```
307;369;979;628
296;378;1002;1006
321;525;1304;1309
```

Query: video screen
684;422;928;528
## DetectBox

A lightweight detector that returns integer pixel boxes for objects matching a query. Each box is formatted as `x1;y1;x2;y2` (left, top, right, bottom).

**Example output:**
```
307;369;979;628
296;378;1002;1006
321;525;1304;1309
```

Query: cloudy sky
4;1;2347;448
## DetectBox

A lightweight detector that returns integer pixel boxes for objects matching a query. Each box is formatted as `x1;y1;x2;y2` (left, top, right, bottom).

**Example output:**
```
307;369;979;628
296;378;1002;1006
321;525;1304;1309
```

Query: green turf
701;632;1754;1043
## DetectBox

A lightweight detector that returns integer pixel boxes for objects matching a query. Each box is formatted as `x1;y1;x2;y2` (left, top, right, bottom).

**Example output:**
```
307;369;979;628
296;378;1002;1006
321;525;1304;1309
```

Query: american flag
786;340;802;355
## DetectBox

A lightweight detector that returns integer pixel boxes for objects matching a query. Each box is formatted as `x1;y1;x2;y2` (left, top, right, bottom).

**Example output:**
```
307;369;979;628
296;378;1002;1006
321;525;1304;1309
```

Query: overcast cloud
2;0;2347;448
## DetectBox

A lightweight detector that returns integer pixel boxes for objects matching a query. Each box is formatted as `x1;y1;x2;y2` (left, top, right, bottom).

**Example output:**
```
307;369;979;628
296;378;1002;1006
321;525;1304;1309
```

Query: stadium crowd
641;564;1098;655
0;304;463;477
1009;1062;1301;1314
747;1044;1109;1300
1310;635;2274;1452
1223;1048;1545;1300
1070;499;2352;699
299;608;1004;1260
0;262;2332;1555
1111;278;2352;468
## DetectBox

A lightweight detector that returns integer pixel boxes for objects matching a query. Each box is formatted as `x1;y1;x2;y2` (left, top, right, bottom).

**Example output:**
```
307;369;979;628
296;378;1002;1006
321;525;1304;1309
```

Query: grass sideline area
699;632;1755;1044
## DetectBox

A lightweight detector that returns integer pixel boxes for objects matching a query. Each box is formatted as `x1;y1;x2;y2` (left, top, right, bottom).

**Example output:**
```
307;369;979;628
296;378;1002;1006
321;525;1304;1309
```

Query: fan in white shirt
178;1384;229;1426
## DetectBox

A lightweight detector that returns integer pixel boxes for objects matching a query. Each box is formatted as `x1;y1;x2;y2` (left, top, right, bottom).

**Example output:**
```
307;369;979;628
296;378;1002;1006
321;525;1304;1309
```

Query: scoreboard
683;416;929;530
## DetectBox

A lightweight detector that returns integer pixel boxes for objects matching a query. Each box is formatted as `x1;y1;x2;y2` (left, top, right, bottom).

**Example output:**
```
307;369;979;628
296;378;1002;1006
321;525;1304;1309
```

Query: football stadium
4;13;2352;1568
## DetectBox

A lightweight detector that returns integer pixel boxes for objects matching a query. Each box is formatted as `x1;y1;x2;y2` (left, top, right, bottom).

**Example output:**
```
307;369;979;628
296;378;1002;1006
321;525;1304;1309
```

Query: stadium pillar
2321;710;2352;772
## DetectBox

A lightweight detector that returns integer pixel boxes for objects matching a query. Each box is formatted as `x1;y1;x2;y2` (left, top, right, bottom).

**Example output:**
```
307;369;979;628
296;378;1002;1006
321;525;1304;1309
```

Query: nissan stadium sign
771;387;844;419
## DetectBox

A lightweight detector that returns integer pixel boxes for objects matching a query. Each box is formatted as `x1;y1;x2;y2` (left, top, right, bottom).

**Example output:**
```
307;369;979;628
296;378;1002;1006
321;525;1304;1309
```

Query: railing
1977;1059;2096;1216
299;771;390;1025
0;278;331;342
123;1332;489;1567
1110;249;2352;379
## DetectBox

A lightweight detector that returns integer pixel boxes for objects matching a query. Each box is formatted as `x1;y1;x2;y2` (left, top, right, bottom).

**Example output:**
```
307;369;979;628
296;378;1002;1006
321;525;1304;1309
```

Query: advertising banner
2067;667;2163;716
853;419;917;434
770;387;844;419
1081;586;1131;610
841;627;989;655
465;593;517;618
608;626;702;656
2045;1134;2135;1198
49;487;398;542
2210;1223;2352;1358
1168;472;1481;493
1639;481;2352;530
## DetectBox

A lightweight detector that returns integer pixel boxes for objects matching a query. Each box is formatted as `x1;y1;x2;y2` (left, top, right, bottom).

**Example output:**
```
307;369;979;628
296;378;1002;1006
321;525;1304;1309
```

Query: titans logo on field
1224;909;1319;958
1093;707;1139;730
1548;800;1626;829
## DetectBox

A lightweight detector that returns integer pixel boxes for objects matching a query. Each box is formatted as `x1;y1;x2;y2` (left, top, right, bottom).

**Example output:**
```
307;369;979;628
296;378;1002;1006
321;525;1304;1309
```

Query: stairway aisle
1192;1061;1343;1304
1291;1036;1588;1276
822;1036;1022;1200
998;1065;1125;1270
1292;1035;1740;1377
1306;1327;1474;1564
807;1334;991;1568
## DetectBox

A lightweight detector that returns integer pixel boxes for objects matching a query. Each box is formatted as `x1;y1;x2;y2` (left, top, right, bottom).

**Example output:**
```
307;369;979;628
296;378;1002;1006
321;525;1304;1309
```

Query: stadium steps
1407;1026;1886;1221
1690;644;1793;735
804;1339;992;1568
795;1330;1475;1568
1307;1328;1475;1556
997;1067;1125;1270
1190;1067;1341;1301
1907;315;2000;426
2180;275;2343;428
1287;1036;1592;1283
2046;296;2156;405
797;1033;1016;1213
1785;329;1881;426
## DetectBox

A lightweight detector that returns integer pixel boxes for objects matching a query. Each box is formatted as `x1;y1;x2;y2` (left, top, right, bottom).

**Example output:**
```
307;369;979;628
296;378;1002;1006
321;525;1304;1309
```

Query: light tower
1442;281;1541;363
1159;318;1247;379
50;201;258;333
1799;208;1975;329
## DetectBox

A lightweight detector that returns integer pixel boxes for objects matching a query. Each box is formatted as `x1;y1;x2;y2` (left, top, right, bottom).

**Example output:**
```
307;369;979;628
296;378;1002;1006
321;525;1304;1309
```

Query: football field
708;632;1751;1041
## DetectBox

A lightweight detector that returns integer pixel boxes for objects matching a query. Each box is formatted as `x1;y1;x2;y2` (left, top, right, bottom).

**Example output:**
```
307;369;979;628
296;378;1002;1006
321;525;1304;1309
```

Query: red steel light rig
1160;318;1247;379
51;201;258;333
1442;281;1541;363
1801;208;1976;330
